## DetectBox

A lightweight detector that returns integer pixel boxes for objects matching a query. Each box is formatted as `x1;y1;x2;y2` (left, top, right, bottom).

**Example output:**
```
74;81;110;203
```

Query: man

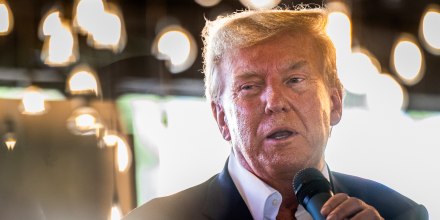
124;7;428;220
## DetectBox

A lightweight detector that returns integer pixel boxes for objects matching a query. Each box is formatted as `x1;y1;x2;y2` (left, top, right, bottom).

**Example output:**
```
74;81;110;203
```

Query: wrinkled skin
211;32;382;219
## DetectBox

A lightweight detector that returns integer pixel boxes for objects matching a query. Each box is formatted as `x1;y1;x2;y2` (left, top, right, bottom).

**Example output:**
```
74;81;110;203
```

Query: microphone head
293;167;332;206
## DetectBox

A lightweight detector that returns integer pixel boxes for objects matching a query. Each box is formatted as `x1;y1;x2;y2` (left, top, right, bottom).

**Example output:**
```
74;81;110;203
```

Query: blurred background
0;0;439;219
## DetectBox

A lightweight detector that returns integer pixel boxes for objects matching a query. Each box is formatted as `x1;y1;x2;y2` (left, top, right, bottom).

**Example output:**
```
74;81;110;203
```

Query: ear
329;87;343;126
211;101;231;141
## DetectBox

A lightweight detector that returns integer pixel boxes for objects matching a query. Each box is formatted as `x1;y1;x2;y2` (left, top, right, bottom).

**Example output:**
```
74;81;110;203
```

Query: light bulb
391;34;425;86
337;50;380;95
239;0;281;9
419;4;440;55
108;203;122;220
326;9;352;56
103;131;119;147
20;86;48;115
112;135;132;172
158;30;190;66
67;64;100;96
73;0;106;34
88;3;126;53
153;25;198;73
195;0;222;7
67;107;102;135
366;73;408;112
42;21;78;67
39;9;78;67
3;132;16;151
40;10;63;38
0;0;14;35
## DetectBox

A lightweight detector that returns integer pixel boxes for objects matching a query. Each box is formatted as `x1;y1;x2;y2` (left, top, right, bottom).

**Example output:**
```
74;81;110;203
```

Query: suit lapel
203;159;253;220
327;167;340;194
327;165;346;194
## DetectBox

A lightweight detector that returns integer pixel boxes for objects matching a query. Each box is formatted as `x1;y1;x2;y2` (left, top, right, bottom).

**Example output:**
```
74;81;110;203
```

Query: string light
419;4;440;55
39;10;63;39
3;132;16;151
152;25;198;73
391;34;425;86
337;49;381;95
73;0;106;35
88;3;127;53
195;0;222;7
102;130;119;147
67;107;102;136
106;134;132;172
116;136;131;172
326;2;352;58
67;64;100;96
238;0;281;10
73;0;126;52
3;117;17;151
108;203;122;220
366;73;408;112
19;86;48;115
39;9;78;67
0;0;14;35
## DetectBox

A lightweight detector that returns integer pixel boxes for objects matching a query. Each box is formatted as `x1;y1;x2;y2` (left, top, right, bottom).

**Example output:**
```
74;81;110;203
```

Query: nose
264;85;291;114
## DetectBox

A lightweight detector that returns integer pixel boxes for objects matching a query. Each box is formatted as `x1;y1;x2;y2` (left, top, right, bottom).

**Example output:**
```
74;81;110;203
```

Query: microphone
293;167;334;220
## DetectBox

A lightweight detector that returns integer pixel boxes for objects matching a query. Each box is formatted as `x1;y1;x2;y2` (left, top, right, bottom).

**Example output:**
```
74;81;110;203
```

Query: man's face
212;32;342;184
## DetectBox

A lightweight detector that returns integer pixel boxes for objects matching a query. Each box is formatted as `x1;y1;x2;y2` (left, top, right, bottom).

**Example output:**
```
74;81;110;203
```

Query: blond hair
201;7;342;102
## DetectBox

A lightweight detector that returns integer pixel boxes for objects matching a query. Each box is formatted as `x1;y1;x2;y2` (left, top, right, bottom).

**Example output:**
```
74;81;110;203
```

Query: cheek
233;106;252;136
228;103;261;145
307;87;332;123
299;91;332;139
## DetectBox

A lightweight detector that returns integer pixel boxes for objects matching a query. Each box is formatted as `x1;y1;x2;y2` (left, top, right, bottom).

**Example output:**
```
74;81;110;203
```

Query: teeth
269;131;292;139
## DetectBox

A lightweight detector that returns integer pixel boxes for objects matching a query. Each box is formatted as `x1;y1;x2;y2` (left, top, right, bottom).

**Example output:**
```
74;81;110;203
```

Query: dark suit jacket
123;161;428;220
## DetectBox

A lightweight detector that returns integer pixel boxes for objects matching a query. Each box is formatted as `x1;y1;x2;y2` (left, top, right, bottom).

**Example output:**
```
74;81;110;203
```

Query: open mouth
267;130;295;140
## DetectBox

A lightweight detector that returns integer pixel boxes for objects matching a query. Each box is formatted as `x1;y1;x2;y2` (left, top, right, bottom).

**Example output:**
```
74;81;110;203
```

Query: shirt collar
228;150;330;220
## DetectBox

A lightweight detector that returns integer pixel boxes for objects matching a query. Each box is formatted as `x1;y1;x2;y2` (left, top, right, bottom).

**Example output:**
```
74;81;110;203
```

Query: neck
277;197;298;220
272;179;299;208
263;176;299;219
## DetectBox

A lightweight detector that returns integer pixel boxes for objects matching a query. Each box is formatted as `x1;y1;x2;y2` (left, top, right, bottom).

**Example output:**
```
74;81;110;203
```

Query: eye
241;84;255;90
287;77;304;84
237;83;261;96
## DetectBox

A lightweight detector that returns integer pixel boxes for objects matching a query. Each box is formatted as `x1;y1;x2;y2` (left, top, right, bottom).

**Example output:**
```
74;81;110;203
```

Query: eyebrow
233;59;309;81
233;71;261;84
287;60;308;71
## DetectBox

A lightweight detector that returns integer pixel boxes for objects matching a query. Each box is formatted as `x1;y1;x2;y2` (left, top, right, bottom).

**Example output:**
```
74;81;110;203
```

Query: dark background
0;1;438;219
0;0;439;110
0;100;135;219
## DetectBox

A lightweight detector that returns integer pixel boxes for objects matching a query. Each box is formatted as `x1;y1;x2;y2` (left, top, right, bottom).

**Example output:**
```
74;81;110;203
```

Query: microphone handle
305;192;332;220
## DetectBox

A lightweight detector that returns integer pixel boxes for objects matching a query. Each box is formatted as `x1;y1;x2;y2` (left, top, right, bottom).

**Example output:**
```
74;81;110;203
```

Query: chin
280;155;322;170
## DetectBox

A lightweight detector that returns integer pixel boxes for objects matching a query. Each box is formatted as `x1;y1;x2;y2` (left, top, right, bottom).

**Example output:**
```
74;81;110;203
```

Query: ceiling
0;0;439;110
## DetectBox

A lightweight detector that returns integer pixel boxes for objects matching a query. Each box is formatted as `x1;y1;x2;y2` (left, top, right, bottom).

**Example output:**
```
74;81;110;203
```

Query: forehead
220;32;324;74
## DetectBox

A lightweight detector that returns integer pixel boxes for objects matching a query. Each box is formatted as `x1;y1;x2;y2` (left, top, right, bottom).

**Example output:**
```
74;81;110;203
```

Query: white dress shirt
228;150;330;220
